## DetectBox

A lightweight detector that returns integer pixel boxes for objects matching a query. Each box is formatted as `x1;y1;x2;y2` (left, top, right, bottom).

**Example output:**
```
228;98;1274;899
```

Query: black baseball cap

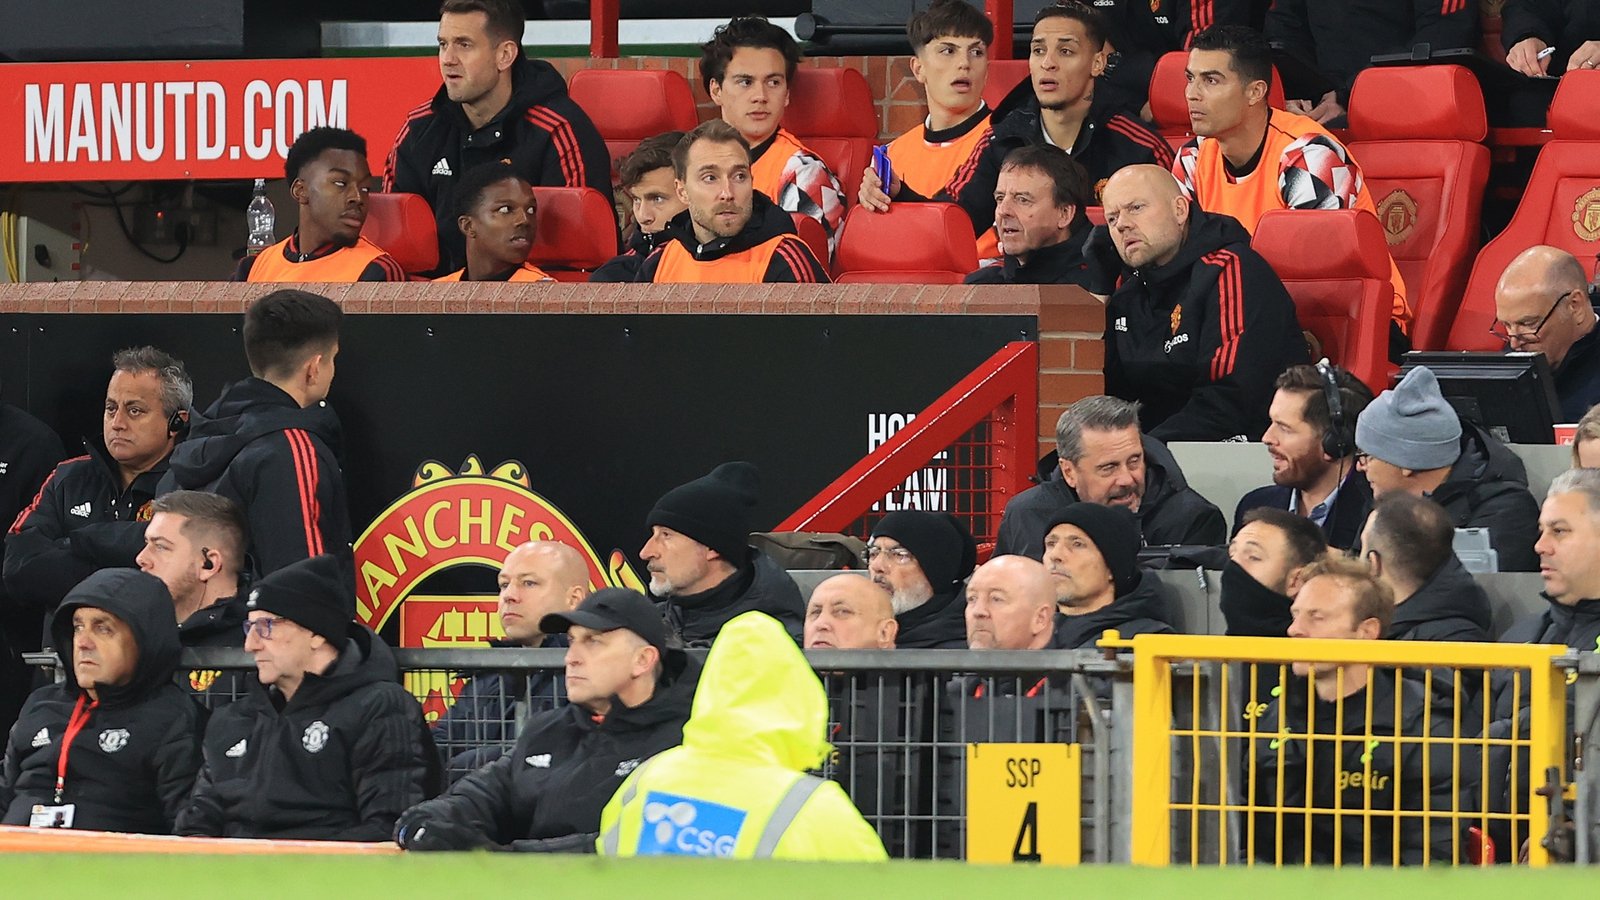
540;587;672;656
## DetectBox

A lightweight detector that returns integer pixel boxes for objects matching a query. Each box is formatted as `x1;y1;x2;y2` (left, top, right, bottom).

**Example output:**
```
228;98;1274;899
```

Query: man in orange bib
635;122;829;284
701;17;844;250
433;162;554;283
232;127;405;283
1171;25;1412;351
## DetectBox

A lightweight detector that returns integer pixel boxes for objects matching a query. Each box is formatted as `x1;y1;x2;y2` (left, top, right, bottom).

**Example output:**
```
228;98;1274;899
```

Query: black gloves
1082;224;1124;295
394;809;494;851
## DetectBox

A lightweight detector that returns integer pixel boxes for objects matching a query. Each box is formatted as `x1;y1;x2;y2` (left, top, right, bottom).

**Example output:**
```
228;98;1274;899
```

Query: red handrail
777;341;1038;542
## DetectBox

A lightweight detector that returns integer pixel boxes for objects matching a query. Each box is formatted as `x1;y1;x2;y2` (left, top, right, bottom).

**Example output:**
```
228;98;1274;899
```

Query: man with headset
1233;363;1374;551
5;347;192;652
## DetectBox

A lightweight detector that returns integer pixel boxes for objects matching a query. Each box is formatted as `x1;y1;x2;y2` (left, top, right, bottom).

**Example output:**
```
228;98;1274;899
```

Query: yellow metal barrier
1116;633;1569;868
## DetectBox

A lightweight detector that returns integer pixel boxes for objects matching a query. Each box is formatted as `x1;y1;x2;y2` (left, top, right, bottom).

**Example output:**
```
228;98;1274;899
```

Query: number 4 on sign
965;742;1081;865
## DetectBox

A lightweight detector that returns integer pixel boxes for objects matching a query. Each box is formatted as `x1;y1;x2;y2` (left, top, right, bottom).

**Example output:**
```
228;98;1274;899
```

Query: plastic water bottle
246;178;275;256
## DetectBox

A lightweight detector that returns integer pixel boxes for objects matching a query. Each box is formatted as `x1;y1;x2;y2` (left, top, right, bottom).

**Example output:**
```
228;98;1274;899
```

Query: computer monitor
1397;351;1561;444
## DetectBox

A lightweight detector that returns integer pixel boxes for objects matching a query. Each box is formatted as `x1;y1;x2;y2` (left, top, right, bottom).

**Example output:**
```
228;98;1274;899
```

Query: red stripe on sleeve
777;240;818;282
285;429;324;557
525;107;587;187
944;128;993;196
1106;117;1176;168
1205;250;1245;379
8;456;86;534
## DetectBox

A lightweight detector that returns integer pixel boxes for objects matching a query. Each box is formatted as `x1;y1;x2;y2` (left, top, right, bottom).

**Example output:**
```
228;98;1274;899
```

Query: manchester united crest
1170;304;1182;335
1376;189;1418;247
1573;188;1600;242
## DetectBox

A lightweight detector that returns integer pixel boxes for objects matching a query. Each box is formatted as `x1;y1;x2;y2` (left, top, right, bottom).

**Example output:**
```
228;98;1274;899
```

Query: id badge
29;803;75;828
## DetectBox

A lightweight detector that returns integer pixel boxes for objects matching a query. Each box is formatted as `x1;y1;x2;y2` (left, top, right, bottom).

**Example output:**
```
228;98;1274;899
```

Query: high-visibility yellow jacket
597;612;887;861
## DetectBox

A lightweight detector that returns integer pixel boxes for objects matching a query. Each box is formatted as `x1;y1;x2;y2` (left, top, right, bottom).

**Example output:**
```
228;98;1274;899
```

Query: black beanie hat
646;462;760;564
246;554;354;646
870;510;977;592
1044;503;1141;597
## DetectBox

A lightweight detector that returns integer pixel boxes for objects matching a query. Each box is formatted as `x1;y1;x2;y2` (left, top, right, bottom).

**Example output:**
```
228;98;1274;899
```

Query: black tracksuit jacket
1091;0;1255;114
1266;0;1478;104
1104;209;1309;442
395;656;699;851
176;625;440;841
964;224;1095;286
1;571;205;833
161;378;351;579
383;55;614;274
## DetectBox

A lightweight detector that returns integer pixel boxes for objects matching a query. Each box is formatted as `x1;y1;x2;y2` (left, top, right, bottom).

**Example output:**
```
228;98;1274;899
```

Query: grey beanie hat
1354;366;1462;470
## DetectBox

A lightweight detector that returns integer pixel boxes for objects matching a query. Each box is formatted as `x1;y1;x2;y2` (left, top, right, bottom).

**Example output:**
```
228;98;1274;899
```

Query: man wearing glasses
1493;245;1600;422
865;511;976;649
177;554;440;840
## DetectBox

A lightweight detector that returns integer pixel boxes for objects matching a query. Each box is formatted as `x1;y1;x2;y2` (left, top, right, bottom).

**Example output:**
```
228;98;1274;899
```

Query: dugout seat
789;212;830;265
1148;51;1287;152
527;186;620;281
831;203;978;283
1448;70;1600;350
1253;209;1393;392
785;67;879;197
568;68;699;180
361;192;438;279
981;59;1031;112
1346;65;1490;350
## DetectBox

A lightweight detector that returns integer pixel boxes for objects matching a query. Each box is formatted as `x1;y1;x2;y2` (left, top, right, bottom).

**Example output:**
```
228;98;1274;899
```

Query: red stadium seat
1085;206;1105;226
831;203;978;283
568;68;699;179
361;192;438;279
1347;65;1490;351
785;67;879;196
1148;52;1287;151
982;59;1031;112
1253;209;1393;392
528;186;620;281
789;212;829;265
1448;70;1600;350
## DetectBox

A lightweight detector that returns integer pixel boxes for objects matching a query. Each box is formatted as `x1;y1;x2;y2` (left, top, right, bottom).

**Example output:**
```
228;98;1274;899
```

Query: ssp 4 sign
965;743;1080;865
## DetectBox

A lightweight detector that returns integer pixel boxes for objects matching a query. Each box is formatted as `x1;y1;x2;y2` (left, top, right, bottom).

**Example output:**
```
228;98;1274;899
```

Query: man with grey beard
865;511;975;649
640;461;804;646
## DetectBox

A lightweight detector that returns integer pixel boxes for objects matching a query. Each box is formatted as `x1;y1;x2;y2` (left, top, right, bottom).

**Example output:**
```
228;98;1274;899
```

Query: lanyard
54;694;97;804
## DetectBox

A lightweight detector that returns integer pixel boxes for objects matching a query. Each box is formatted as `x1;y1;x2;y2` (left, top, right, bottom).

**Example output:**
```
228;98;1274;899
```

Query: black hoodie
589;225;667;284
383;54;615;274
1052;568;1177;649
1390;556;1493;644
162;378;351;579
394;655;700;851
175;625;440;840
1104;209;1309;442
1;569;205;833
995;436;1227;560
1428;421;1541;573
633;192;830;284
654;549;805;648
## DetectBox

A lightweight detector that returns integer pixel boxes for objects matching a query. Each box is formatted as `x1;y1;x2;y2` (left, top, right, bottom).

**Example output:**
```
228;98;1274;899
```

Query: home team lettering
24;78;348;164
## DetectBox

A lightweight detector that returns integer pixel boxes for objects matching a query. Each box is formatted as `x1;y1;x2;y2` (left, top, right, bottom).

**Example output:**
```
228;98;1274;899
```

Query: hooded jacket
383;54;614;274
598;612;887;860
175;625;439;840
963;223;1095;286
176;592;253;703
396;653;699;852
995;437;1227;560
1;570;204;833
894;588;969;649
5;441;167;631
655;549;805;648
162;378;351;578
1428;421;1540;573
1390;556;1493;644
1104;209;1309;442
633;192;830;284
1091;0;1254;114
589;226;667;284
1052;568;1178;649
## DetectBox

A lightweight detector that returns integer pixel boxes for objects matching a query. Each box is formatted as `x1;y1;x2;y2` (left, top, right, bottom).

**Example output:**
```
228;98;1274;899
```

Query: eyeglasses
861;545;916;566
242;616;288;641
1489;290;1574;342
1353;451;1371;470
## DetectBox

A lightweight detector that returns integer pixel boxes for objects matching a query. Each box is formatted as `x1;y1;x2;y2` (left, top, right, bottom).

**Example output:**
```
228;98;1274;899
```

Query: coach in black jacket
176;555;438;841
1;569;204;833
1097;165;1308;442
383;2;611;274
394;589;696;852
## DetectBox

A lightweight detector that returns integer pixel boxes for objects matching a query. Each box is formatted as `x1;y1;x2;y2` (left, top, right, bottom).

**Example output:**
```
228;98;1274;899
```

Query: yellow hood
681;611;831;771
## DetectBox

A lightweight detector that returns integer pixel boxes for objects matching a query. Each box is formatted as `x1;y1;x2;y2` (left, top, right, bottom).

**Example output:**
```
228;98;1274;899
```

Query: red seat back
831;203;978;283
982;59;1031;112
568;68;700;181
1347;65;1490;350
528;186;619;280
1253;209;1393;392
789;212;829;265
1149;51;1287;151
361;192;438;277
1449;70;1600;350
785;67;878;192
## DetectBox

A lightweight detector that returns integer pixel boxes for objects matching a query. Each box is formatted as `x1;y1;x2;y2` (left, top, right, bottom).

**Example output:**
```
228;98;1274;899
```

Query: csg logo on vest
637;791;747;857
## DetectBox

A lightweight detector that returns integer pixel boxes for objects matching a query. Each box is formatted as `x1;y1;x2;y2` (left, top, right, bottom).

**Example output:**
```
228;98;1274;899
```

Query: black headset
201;548;215;571
168;409;188;436
1316;360;1354;460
